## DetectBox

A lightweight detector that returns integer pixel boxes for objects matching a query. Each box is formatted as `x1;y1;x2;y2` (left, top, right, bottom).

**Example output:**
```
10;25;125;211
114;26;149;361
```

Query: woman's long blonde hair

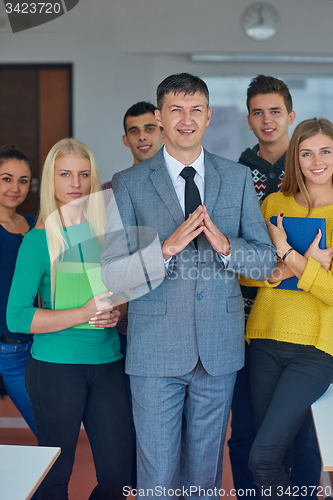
282;117;333;215
36;138;107;304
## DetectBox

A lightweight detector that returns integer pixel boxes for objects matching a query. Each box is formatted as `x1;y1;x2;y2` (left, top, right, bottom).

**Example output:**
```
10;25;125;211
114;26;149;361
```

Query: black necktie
180;166;202;219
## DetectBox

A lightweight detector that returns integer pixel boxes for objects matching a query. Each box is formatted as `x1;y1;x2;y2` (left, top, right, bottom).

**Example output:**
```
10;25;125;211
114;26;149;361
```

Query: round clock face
242;2;279;41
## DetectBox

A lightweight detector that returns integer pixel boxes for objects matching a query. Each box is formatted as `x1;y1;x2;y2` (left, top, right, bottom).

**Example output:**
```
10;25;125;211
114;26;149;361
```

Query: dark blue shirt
0;214;36;340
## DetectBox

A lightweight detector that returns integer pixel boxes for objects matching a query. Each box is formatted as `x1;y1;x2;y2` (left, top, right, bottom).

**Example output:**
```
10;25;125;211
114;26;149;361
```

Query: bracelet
281;247;294;261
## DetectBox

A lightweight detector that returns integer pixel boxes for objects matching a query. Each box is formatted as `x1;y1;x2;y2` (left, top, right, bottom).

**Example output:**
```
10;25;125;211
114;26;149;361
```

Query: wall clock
242;2;279;41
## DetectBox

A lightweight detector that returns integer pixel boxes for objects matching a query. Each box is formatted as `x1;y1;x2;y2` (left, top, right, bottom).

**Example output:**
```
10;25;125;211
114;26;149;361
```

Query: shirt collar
163;146;205;183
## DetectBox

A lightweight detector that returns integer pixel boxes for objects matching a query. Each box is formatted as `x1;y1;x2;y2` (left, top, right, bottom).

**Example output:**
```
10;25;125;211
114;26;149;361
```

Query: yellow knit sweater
241;192;333;356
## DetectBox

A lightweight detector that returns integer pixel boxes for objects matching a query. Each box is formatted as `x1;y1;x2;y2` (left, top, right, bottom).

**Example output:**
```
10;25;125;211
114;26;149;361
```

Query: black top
0;214;36;340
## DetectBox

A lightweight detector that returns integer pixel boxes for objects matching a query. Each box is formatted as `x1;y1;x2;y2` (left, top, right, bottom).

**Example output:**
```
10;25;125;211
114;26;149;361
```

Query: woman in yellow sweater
242;118;333;500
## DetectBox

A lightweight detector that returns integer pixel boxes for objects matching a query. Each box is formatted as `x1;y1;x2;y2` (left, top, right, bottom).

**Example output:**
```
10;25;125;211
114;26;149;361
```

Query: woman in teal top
7;138;132;500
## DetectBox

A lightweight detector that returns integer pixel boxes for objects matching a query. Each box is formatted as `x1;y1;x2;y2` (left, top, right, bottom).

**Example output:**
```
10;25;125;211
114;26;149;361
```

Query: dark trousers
228;343;321;500
26;357;133;500
228;342;260;498
248;339;333;500
118;332;137;489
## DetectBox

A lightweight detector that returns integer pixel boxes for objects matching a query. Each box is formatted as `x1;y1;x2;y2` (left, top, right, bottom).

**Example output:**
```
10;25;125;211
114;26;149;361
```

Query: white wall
1;0;333;181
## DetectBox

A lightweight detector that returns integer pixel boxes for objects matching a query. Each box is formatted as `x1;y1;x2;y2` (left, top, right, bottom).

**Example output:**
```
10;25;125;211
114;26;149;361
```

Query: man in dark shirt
101;101;163;489
229;74;321;500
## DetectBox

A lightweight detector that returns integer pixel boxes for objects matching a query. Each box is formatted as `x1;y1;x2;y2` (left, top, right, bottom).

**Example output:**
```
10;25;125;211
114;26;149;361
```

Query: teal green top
7;223;122;365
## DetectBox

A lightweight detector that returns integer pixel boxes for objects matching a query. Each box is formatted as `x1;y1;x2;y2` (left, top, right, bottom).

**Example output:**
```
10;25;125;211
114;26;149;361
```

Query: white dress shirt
163;146;204;214
162;146;230;263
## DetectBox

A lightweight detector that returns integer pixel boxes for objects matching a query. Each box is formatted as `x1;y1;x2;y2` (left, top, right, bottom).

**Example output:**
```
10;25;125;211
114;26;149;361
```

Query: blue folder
270;216;326;291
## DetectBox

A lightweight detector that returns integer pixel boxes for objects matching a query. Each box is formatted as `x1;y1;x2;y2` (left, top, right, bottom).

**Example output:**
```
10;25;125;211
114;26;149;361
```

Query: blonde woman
241;118;333;500
7;138;132;500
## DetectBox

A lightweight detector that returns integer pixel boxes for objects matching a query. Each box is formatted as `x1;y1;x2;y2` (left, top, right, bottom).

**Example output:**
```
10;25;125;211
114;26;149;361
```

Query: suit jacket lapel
149;151;185;228
203;151;221;215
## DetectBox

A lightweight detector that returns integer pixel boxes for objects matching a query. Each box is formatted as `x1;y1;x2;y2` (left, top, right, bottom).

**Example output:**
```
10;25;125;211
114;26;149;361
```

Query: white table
0;444;60;500
311;384;333;471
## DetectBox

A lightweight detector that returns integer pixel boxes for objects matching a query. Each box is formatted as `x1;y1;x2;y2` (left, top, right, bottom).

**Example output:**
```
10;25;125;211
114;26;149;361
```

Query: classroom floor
0;394;234;499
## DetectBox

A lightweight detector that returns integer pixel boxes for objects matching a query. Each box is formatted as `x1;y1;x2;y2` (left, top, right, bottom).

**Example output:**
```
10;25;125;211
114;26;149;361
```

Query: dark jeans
228;343;321;500
118;332;137;489
248;339;333;500
0;340;38;500
0;340;36;435
26;357;133;500
228;342;259;498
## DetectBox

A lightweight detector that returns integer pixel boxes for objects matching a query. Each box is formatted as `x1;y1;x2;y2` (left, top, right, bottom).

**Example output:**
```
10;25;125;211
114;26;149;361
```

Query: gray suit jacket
101;149;275;377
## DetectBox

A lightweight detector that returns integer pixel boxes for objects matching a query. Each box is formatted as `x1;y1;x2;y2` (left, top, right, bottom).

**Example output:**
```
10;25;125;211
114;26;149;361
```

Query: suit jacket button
196;293;203;300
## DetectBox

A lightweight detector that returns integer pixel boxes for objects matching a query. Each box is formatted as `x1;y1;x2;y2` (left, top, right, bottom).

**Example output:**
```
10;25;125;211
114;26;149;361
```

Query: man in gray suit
101;73;275;499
